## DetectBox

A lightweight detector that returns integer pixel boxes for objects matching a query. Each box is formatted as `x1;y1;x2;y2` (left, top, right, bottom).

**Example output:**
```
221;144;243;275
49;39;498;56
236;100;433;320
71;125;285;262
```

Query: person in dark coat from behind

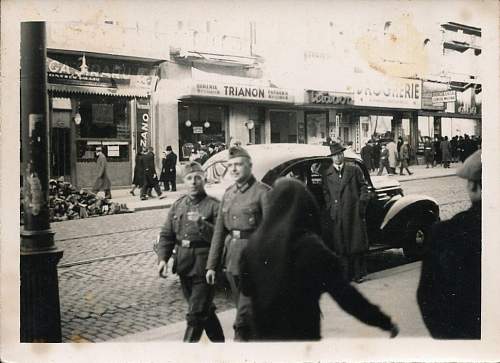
417;150;481;339
92;146;112;199
140;146;162;200
130;148;145;196
360;141;374;172
240;178;399;341
163;146;177;192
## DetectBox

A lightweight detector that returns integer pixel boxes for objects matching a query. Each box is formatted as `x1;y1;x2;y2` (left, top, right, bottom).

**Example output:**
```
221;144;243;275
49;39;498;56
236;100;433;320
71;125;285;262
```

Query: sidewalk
109;163;459;213
111;261;427;342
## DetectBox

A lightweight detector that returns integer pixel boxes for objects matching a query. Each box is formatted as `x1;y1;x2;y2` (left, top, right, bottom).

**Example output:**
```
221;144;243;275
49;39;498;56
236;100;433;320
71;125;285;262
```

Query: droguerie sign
351;79;422;109
191;82;294;103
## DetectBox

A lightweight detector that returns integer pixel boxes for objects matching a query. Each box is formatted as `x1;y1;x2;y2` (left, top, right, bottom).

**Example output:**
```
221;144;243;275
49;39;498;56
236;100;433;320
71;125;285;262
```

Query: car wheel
402;221;430;260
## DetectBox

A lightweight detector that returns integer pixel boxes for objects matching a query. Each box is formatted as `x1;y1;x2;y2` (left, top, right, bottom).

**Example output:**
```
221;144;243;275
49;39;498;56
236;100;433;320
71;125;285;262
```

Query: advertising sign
351;78;422;109
192;127;204;134
136;99;151;149
306;90;354;105
432;90;457;104
189;82;294;103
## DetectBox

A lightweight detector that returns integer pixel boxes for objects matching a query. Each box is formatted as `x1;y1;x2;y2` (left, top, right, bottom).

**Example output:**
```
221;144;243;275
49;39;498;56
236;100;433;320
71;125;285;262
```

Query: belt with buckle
230;230;254;240
177;240;210;248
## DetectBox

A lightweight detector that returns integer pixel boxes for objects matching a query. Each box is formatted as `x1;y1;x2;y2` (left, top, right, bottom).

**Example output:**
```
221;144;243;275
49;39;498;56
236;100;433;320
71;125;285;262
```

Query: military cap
328;141;346;156
456;149;481;182
228;146;251;159
182;161;204;178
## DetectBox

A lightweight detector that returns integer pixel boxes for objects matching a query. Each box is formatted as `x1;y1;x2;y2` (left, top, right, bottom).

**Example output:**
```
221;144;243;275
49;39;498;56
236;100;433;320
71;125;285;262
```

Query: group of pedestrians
130;146;178;200
423;134;480;168
156;141;481;342
360;137;413;176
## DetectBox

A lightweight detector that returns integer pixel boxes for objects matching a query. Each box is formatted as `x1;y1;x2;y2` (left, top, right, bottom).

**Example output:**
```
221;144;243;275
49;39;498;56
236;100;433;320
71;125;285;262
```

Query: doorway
50;110;72;180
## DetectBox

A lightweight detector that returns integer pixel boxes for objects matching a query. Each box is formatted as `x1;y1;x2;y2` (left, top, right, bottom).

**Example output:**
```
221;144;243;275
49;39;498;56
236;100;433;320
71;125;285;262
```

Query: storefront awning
48;83;150;98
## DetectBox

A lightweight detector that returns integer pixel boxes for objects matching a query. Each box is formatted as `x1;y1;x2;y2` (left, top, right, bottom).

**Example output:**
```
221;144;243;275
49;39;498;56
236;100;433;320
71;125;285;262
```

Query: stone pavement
112;261;428;342
106;163;460;213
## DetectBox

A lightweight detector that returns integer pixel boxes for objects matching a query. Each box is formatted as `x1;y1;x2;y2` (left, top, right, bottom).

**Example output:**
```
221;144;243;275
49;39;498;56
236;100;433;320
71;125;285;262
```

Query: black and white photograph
1;0;499;362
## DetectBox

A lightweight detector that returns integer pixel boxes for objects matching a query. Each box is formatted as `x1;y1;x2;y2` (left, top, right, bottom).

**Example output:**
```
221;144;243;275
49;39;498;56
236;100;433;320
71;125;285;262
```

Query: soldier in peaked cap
321;141;370;283
157;161;224;342
206;146;270;341
418;149;481;339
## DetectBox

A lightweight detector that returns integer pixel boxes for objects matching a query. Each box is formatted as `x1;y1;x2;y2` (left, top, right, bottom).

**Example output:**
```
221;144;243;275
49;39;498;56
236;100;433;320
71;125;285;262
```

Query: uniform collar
187;191;207;204
236;175;256;193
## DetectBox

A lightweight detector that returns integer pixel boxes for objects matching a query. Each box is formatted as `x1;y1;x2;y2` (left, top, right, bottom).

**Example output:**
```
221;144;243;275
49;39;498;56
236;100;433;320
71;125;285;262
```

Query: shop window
178;103;227;160
76;96;130;139
305;112;328;145
270;111;297;144
76;141;130;162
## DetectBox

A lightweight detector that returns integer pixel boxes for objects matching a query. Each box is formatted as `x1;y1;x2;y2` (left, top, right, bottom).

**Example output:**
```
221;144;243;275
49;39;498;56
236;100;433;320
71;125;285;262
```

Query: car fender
380;194;439;230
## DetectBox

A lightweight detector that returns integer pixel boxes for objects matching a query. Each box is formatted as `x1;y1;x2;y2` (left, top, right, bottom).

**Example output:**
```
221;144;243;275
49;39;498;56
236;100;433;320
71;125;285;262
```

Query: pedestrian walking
140;146;162;200
423;137;434;168
161;146;177;192
372;140;381;171
417;150;481;339
157;161;225;342
398;139;413;175
433;136;442;166
386;138;398;174
450;136;458;163
360;141;374;172
240;178;399;341
205;146;270;341
130;148;145;196
440;136;451;168
91;146;112;199
322;141;370;283
377;143;392;176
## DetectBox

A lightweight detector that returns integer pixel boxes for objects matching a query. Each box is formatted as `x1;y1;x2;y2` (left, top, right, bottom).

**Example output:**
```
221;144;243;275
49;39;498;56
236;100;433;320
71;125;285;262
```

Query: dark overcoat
360;144;373;170
132;153;144;186
417;202;481;339
322;162;369;255
162;152;177;181
142;151;158;187
93;153;111;191
240;232;393;340
440;140;451;163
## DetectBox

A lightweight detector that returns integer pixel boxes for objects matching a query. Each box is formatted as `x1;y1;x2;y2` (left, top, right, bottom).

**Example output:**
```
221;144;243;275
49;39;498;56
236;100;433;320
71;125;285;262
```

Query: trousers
225;272;253;340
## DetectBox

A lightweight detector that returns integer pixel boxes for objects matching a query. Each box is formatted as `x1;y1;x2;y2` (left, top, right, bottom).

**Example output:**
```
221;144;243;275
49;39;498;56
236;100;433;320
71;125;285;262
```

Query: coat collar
236;174;256;193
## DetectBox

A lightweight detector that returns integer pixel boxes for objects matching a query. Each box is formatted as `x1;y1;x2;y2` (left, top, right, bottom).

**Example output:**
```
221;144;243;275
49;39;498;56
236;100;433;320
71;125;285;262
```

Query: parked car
202;143;439;259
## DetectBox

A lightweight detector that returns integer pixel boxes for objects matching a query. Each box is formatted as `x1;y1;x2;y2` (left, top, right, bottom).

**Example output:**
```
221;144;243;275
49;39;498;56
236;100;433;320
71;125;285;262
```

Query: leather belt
230;230;254;239
176;240;210;248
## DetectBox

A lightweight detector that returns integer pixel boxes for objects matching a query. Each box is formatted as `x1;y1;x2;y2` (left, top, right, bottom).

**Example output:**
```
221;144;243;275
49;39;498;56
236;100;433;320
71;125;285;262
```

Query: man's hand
206;269;216;285
158;260;168;278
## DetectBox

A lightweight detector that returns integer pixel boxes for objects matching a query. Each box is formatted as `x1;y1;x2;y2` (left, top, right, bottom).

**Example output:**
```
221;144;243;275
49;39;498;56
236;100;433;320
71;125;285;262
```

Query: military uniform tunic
157;192;224;340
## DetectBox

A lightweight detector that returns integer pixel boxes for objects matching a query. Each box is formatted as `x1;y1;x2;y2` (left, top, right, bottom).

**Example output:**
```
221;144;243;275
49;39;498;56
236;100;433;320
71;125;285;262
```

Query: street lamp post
20;21;64;343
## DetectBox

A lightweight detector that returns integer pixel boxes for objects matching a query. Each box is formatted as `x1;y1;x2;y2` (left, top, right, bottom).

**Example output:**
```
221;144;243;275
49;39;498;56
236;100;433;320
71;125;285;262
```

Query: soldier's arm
157;203;177;263
206;200;227;271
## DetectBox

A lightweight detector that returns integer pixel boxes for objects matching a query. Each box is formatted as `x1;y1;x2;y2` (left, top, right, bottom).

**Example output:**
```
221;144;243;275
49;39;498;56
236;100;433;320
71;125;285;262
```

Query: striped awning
47;83;150;98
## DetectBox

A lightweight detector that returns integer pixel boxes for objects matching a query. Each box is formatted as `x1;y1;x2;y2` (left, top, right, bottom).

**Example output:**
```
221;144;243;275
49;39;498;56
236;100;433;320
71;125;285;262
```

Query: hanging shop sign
136;99;151;149
188;81;294;103
431;90;456;104
306;90;354;105
351;78;422;109
421;81;448;110
46;54;156;91
192;127;204;134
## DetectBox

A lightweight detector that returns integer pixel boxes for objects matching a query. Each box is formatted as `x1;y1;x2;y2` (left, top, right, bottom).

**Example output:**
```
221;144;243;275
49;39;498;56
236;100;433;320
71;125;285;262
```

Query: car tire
402;220;431;260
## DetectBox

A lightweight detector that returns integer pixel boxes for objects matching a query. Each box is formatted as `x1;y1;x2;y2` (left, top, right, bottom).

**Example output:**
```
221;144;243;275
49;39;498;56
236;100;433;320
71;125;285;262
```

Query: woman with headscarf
240;178;399;341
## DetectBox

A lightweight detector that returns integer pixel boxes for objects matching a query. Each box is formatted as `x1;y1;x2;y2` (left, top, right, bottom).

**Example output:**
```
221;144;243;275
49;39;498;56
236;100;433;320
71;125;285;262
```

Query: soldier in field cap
418;149;481;339
157;161;224;342
206;145;270;341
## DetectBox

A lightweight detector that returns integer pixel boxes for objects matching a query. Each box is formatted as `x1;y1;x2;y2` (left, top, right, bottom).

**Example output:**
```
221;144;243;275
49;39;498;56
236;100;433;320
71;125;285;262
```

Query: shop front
46;51;158;188
177;80;295;160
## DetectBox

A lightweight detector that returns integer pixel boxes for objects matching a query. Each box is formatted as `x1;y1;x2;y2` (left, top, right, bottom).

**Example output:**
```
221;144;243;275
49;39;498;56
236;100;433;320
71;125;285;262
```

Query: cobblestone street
54;174;469;342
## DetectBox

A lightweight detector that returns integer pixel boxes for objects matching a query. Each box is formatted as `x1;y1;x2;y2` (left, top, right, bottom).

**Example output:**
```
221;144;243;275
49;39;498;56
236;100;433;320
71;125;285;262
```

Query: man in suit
206;146;270;341
157;161;224;342
322;141;370;283
92;146;112;199
163;145;177;192
140;146;162;200
417;150;481;339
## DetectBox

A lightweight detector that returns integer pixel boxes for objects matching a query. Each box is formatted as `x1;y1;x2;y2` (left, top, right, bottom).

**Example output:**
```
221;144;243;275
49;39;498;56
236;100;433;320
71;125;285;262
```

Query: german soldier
157;161;224;342
205;146;270;341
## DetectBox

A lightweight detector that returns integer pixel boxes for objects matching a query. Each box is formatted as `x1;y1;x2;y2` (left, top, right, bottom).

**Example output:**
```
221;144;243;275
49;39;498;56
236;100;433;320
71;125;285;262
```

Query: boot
183;325;203;343
205;312;225;342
